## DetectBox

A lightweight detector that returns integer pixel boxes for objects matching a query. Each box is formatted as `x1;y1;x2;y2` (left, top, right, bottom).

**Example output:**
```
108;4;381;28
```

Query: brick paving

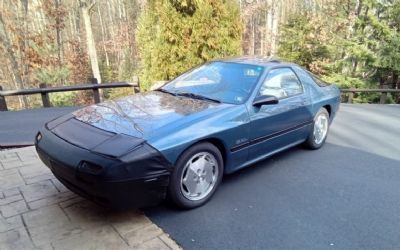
0;147;181;250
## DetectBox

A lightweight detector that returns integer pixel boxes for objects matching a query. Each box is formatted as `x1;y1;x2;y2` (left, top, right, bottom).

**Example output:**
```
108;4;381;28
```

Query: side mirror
253;95;279;107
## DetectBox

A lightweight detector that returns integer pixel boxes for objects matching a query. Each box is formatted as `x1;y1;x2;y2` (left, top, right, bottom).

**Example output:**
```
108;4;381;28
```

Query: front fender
147;104;250;166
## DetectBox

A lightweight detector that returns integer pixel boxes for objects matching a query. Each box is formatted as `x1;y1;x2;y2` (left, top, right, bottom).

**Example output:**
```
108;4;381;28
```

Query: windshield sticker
235;96;243;102
245;68;262;76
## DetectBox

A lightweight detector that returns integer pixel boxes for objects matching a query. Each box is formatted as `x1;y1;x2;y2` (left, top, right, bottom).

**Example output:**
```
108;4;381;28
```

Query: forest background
1;0;399;110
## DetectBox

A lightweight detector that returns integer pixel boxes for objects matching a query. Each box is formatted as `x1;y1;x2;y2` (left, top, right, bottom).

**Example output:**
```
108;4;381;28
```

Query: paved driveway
0;107;78;147
145;104;400;249
0;147;180;250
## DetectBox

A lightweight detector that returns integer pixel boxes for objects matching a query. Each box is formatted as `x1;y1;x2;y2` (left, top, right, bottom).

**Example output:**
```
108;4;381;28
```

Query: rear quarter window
308;71;331;87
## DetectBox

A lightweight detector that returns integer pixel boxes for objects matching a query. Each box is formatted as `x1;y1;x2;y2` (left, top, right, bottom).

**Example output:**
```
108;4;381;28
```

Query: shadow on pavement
145;143;400;249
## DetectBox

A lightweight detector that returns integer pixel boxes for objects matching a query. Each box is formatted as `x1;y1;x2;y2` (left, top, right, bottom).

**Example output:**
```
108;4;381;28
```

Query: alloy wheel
313;113;329;145
180;152;219;201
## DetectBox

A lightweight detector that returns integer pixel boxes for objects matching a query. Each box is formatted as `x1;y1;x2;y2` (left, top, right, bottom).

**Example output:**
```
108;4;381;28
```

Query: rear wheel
168;142;223;209
304;107;330;149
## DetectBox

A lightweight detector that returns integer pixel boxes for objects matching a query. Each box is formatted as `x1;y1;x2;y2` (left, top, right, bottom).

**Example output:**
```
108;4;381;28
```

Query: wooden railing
340;88;400;104
0;78;140;111
1;83;398;111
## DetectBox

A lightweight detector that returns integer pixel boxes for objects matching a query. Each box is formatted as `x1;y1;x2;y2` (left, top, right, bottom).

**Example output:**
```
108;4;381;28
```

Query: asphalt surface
0;107;78;146
145;104;400;249
1;104;400;249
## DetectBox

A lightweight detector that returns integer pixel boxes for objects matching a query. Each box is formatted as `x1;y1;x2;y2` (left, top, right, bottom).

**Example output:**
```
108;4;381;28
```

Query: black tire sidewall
168;142;223;209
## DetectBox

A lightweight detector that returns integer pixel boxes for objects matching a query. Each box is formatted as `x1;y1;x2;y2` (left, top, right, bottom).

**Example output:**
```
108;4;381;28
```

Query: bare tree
0;11;28;108
80;0;101;83
97;3;109;67
55;0;64;67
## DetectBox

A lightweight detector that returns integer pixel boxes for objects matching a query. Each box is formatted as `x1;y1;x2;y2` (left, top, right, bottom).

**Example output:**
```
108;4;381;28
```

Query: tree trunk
68;10;75;49
270;2;279;56
0;11;28;108
80;0;102;84
97;4;109;67
267;0;273;55
20;0;29;107
55;0;64;85
252;16;256;55
55;0;64;65
106;1;117;62
264;4;268;55
75;2;82;43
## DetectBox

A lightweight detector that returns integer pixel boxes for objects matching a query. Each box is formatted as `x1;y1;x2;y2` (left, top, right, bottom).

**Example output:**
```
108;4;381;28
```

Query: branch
88;1;96;12
79;0;95;10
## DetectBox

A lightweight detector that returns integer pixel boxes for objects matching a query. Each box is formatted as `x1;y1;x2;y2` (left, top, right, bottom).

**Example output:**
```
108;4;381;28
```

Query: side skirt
225;139;306;174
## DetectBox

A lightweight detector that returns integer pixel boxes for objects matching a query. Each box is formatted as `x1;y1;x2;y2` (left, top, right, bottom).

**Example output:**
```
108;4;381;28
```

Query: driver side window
258;68;303;99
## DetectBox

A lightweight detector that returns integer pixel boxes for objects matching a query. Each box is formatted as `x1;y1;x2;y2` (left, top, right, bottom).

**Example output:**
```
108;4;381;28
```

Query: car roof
213;56;298;68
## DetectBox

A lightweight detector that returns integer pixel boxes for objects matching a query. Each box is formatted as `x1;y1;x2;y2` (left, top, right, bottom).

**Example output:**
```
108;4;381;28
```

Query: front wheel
304;107;330;149
168;142;223;209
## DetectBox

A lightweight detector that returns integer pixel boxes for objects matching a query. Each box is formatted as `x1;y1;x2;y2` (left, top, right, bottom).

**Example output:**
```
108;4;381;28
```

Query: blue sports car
35;57;340;209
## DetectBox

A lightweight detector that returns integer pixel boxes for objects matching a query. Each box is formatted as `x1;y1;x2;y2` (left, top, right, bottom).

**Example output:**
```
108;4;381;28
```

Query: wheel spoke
182;167;198;195
195;180;208;194
203;163;214;184
197;155;208;170
189;159;201;173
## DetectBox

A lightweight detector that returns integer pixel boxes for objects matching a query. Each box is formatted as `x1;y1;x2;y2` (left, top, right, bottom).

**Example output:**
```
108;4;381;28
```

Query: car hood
71;91;226;138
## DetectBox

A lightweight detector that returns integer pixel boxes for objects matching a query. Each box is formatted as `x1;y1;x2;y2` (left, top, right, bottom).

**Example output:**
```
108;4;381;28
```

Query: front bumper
35;125;172;209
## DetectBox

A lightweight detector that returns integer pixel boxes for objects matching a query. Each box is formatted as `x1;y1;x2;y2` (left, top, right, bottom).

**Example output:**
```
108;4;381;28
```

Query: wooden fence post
347;89;354;104
40;83;51;107
132;76;140;94
0;85;8;111
90;78;101;103
380;85;388;104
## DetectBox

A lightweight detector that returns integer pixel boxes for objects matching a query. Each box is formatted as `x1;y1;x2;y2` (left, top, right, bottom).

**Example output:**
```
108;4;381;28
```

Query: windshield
161;62;264;104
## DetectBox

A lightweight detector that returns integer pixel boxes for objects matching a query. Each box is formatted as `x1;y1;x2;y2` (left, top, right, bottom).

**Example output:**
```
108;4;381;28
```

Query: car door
247;67;313;160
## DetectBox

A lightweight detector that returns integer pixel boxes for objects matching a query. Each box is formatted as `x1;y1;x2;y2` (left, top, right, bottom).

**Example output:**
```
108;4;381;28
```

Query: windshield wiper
156;88;177;96
175;92;221;103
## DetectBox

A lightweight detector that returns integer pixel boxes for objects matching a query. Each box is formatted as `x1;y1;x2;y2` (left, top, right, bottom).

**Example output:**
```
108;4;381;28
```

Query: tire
168;142;223;209
304;107;330;150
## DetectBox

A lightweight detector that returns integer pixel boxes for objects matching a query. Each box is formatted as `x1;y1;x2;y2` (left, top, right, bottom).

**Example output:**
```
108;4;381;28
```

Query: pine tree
137;0;242;90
